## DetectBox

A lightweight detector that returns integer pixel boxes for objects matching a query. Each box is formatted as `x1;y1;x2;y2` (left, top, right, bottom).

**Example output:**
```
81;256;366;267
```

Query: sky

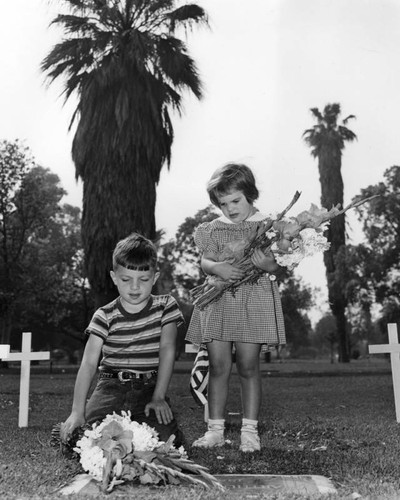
2;0;400;322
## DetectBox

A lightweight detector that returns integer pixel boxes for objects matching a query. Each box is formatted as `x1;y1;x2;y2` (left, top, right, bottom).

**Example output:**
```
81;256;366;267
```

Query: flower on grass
96;421;133;458
74;411;224;493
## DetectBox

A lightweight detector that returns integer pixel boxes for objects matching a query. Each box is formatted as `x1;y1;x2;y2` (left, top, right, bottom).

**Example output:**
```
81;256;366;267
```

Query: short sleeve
85;308;109;340
194;223;218;254
161;295;185;329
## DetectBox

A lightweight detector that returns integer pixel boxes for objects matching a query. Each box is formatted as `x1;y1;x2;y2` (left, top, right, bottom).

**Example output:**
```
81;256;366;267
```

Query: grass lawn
1;359;400;499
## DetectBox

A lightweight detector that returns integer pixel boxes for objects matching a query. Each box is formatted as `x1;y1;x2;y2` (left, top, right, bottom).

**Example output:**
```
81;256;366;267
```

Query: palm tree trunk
82;158;157;309
324;253;350;362
319;149;350;362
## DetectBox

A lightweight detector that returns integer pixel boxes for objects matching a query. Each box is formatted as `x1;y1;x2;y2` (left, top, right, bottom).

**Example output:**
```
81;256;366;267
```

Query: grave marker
59;472;337;496
0;331;50;427
369;323;400;422
0;344;10;358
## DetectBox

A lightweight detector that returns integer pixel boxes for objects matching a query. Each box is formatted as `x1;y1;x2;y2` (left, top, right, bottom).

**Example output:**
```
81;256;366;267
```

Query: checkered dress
186;213;286;349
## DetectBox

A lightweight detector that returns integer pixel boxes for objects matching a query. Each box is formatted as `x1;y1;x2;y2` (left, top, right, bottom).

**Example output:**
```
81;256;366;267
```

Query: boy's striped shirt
86;295;183;372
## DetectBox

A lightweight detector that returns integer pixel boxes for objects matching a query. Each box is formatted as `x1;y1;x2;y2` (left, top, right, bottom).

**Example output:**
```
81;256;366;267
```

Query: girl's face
217;190;254;223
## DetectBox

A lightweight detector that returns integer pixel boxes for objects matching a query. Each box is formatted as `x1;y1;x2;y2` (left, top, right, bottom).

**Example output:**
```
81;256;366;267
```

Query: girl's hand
145;398;173;425
251;248;278;273
214;261;245;282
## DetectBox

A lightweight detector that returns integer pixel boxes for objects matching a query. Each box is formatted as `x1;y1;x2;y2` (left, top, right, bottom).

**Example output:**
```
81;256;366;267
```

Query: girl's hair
112;232;157;271
207;163;259;207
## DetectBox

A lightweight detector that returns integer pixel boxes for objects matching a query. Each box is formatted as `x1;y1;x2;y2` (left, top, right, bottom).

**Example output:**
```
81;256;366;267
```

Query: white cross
369;323;400;422
0;332;50;427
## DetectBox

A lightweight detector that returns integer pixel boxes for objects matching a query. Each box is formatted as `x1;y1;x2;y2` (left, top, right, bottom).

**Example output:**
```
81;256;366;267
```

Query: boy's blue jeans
85;374;183;446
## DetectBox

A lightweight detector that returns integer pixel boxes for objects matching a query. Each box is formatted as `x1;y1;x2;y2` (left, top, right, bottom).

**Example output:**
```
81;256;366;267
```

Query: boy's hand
60;413;85;442
251;248;278;272
215;261;245;282
145;398;173;425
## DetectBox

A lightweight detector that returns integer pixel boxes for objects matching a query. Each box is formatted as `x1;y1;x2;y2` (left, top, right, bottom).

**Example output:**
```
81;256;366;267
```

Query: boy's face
217;190;254;223
110;265;159;312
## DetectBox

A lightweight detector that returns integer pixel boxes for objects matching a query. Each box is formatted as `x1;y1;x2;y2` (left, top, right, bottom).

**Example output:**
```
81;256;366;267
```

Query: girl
186;163;286;452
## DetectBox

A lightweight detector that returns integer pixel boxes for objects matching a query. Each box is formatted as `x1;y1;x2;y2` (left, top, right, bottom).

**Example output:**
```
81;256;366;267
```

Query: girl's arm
145;321;177;425
60;334;103;441
201;251;245;282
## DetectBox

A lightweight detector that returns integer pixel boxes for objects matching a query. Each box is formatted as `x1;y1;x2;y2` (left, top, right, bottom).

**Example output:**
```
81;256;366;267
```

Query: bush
289;346;319;359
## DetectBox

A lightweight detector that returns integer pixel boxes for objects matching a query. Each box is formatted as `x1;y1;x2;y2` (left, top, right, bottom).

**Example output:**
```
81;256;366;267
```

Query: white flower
74;412;166;480
274;247;305;270
77;444;105;481
299;228;330;256
273;228;330;270
128;420;160;451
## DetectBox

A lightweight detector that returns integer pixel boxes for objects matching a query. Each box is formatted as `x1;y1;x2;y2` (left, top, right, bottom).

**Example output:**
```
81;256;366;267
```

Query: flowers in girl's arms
74;411;225;493
271;225;330;270
271;203;333;270
190;192;378;309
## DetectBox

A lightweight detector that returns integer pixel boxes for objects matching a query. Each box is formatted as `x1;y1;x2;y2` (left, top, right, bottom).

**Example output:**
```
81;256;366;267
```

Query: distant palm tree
42;0;208;307
303;103;357;362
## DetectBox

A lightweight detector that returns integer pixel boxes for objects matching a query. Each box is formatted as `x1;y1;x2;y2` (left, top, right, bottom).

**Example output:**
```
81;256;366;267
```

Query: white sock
208;418;225;433
241;418;258;434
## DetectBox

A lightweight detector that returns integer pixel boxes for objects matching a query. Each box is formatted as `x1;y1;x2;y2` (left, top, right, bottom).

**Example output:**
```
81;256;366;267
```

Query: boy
59;232;184;447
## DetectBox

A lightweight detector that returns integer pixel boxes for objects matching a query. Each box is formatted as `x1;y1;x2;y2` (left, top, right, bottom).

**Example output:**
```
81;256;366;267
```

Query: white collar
218;211;267;224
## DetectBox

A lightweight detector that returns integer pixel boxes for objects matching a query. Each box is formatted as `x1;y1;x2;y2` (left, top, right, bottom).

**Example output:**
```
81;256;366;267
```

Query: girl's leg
192;340;232;448
235;342;262;419
235;342;262;452
207;340;233;419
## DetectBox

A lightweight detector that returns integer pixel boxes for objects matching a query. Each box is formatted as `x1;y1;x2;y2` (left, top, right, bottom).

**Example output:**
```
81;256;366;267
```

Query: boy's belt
100;370;158;382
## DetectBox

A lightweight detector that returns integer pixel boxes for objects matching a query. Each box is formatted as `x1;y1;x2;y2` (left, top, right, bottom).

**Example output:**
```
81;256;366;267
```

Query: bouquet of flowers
73;411;225;493
190;192;377;310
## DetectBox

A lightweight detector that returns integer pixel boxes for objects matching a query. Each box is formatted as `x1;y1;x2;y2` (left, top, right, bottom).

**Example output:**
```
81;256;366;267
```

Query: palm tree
42;0;208;308
303;103;357;362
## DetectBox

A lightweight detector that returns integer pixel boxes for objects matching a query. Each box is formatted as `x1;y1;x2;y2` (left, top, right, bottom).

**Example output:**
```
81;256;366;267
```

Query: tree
159;205;218;300
0;140;33;337
312;314;338;362
303;103;357;362
0;141;59;344
0;139;89;348
11;204;92;354
280;277;313;354
351;166;400;327
41;0;208;308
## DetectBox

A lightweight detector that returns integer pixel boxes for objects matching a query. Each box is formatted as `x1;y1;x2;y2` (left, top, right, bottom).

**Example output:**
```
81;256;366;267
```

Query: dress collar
217;211;267;224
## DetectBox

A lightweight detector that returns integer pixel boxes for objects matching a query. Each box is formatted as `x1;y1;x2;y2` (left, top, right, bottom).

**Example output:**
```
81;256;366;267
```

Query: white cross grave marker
0;332;50;427
369;323;400;422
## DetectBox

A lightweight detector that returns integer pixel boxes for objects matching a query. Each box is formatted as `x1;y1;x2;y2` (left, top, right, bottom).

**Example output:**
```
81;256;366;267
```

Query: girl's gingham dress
186;212;286;349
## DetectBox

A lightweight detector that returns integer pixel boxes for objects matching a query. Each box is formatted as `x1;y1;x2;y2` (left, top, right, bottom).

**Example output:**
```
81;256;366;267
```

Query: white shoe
240;431;261;452
192;430;225;448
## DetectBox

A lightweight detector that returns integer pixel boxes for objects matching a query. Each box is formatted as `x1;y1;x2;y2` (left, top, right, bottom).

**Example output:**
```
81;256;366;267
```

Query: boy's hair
112;232;157;271
207;163;259;207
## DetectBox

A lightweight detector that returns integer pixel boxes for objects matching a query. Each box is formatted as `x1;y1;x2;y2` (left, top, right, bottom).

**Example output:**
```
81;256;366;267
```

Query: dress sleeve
194;222;218;254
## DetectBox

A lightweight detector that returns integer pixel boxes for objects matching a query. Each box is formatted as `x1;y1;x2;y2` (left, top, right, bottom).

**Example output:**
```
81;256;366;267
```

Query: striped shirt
86;295;184;372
